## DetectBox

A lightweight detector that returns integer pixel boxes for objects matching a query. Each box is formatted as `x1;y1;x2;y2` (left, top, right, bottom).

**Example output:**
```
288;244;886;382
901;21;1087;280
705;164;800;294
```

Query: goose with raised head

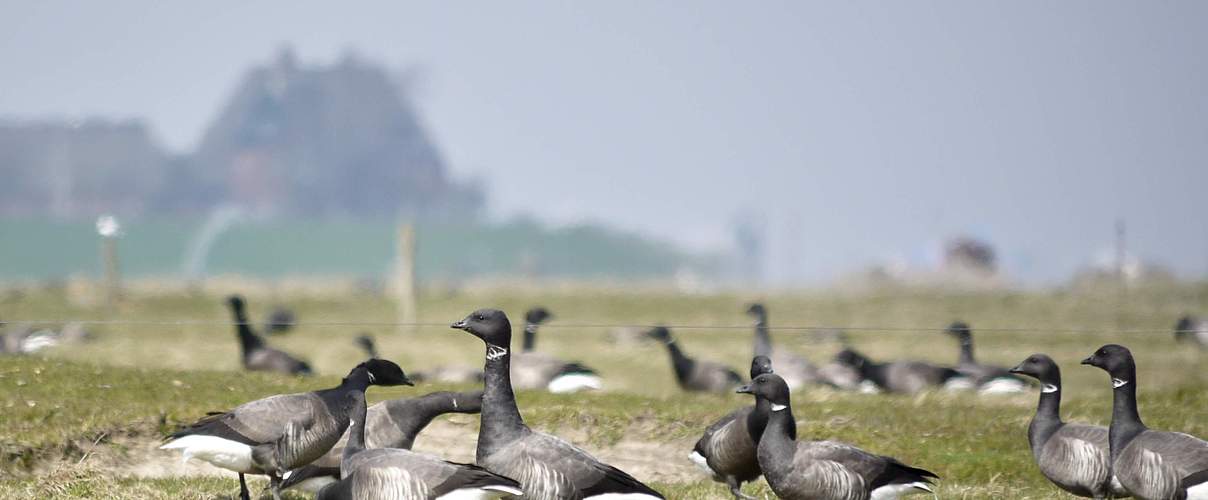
226;295;312;376
314;389;522;500
161;359;413;500
511;307;602;393
356;333;379;359
689;355;775;499
647;326;743;394
452;308;665;499
833;349;965;394
746;303;820;390
281;390;484;493
738;373;938;499
945;321;1027;394
1175;315;1208;349
1009;354;1128;498
1083;344;1208;500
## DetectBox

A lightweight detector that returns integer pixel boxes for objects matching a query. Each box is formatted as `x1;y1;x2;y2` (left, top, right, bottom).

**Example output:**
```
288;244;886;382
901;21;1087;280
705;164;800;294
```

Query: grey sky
2;1;1206;283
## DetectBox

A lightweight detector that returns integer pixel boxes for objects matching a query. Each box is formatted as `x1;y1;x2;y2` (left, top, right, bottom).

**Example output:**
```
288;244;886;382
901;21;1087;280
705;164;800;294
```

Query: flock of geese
96;296;1202;499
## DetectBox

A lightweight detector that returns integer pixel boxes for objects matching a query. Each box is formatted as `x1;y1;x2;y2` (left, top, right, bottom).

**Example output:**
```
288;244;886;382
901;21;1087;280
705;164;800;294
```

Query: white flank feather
547;373;603;393
582;494;664;499
437;485;524;499
1186;480;1208;500
159;435;254;472
688;450;714;476
870;481;933;499
978;377;1027;395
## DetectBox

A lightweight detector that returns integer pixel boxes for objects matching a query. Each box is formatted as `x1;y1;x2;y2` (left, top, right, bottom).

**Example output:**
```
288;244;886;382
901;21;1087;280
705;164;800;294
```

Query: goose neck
479;341;526;459
342;392;368;466
1107;367;1145;462
753;319;772;358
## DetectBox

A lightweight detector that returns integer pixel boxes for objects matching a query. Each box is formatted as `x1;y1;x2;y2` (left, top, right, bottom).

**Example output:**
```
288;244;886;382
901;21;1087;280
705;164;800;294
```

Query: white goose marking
771;403;787;412
1112;378;1129;389
1041;384;1059;394
487;345;508;361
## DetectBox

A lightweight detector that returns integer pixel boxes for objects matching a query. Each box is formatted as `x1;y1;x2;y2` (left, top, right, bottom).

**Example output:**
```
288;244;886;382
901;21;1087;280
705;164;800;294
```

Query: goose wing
168;393;320;445
795;441;936;494
338;448;521;499
1037;424;1112;497
688;360;743;393
486;431;663;498
694;407;759;480
1132;430;1208;489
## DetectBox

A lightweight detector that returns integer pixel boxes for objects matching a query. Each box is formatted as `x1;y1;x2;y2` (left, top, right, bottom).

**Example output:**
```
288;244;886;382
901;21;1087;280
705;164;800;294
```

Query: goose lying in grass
452;309;665;499
648;326;743;394
161;359;412;500
945;321;1027;394
510;306;602;393
226;295;312;376
690;355;775;499
833;348;965;394
1083;344;1208;500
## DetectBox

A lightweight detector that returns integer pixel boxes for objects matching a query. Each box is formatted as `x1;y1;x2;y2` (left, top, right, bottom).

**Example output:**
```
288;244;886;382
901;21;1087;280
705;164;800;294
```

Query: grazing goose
738;373;938;499
511;307;603;393
944;321;1027;394
283;390;490;494
647;326;744;394
1009;354;1129;499
451;309;665;499
161;359;413;500
834;349;964;394
746;303;820;390
226;295;312;376
356;333;379;359
314;390;522;500
689;355;775;499
1083;344;1208;500
1175;315;1208;349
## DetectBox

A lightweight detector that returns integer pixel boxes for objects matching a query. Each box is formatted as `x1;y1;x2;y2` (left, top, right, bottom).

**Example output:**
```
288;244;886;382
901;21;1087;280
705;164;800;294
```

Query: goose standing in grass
833;349;965;394
1083;344;1208;500
226;295;312;376
282;390;487;494
746;303;820;390
738;373;938;499
511;306;603;393
944;321;1027;394
356;333;379;359
161;359;413;500
1009;354;1129;499
690;355;775;499
647;326;743;394
452;309;665;499
313;390;522;500
1175;315;1208;349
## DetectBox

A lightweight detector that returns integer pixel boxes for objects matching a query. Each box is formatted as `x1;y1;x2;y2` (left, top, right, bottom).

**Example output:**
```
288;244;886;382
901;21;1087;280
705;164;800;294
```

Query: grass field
1;283;1206;498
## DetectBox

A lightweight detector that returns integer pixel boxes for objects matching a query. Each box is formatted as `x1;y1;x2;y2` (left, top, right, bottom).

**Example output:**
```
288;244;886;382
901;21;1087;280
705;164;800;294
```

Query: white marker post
96;215;122;306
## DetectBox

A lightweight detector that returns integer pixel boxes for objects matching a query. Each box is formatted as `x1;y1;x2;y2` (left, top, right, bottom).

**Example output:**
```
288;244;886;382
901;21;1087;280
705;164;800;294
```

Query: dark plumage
314;390;521;499
1175;315;1208;349
689;355;775;499
739;373;938;500
945;321;1028;394
161;359;413;500
647;326;743;394
355;333;378;359
226;295;312;376
1009;354;1128;499
281;390;485;493
1083;344;1208;500
746;303;820;390
263;306;296;335
833;349;964;394
451;309;664;499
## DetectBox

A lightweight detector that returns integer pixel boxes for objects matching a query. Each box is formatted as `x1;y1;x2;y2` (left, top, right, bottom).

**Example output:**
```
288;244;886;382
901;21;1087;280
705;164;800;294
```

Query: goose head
750;355;773;379
1009;353;1059;384
451;309;513;347
644;326;673;343
944;321;972;341
737;373;792;410
524;307;553;326
1174;315;1196;342
353;358;413;387
1081;344;1136;382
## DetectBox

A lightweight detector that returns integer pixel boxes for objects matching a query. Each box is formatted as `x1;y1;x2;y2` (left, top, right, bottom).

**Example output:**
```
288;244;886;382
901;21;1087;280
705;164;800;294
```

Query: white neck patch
1112;378;1129;389
367;372;376;383
1041;384;1059;393
486;345;508;361
771;403;787;412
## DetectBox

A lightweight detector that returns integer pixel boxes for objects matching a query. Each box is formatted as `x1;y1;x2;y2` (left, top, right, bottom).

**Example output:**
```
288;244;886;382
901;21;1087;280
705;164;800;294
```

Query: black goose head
745;303;767;320
1174;315;1196;342
833;348;869;369
226;295;246;313
945;321;971;340
1009;353;1060;385
737;373;792;408
356;358;412;386
1081;344;1136;382
451;309;512;347
525;307;553;326
645;326;673;343
750;355;773;379
355;334;377;358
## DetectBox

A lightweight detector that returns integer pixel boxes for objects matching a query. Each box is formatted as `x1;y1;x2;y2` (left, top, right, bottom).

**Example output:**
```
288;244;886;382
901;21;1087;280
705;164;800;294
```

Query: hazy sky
3;2;1206;283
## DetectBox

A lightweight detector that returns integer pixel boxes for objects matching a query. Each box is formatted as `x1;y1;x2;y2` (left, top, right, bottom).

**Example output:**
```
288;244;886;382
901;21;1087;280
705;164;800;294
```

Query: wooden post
396;223;417;334
96;215;122;306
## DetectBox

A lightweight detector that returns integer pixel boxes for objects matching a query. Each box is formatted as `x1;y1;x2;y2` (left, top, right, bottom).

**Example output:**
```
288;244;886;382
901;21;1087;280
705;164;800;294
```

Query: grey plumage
747;303;820;389
161;359;413;500
1083;344;1208;500
690;356;774;499
648;326;743;394
281;390;484;492
226;295;312;376
510;307;601;393
833;349;962;394
316;391;521;500
1009;353;1127;498
452;309;664;499
739;373;938;500
945;321;1027;393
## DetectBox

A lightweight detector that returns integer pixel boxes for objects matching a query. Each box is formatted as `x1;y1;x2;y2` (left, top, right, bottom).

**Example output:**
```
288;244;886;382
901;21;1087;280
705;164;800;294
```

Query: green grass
1;284;1206;498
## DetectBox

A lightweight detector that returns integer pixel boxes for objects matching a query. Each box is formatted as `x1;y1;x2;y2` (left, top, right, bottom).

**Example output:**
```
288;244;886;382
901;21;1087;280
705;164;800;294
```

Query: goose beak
401;376;415;386
450;320;468;331
1080;356;1093;366
1008;363;1025;374
736;384;752;394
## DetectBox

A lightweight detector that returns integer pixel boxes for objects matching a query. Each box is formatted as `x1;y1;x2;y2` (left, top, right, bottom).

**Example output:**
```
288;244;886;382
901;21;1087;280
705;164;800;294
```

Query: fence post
97;215;122;306
396;223;417;335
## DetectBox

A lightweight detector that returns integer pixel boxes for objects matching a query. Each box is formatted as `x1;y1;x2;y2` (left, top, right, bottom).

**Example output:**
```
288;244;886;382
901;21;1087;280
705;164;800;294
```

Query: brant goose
226;295;312;376
746;303;820;389
647;326;743;394
689;355;775;499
